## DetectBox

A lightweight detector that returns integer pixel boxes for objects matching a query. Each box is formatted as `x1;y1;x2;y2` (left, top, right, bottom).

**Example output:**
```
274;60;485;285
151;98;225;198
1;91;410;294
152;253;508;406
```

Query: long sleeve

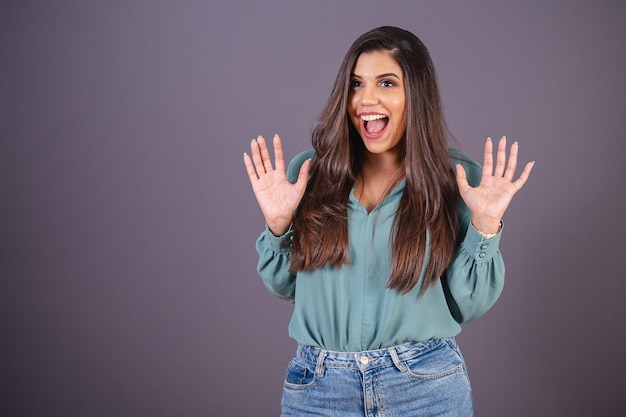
442;214;505;323
254;149;313;302
442;149;506;323
256;225;296;302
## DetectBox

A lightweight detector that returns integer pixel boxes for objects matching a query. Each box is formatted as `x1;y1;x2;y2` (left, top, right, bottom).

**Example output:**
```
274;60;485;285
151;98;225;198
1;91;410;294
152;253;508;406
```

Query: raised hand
455;136;534;234
243;134;311;236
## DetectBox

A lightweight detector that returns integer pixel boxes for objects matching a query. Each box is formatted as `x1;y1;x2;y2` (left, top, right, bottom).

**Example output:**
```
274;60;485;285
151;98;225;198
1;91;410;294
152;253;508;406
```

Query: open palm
456;137;534;234
243;134;310;236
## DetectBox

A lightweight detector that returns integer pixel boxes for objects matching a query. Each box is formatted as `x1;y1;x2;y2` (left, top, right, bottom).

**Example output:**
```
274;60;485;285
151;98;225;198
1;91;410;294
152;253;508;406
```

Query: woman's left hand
455;136;534;234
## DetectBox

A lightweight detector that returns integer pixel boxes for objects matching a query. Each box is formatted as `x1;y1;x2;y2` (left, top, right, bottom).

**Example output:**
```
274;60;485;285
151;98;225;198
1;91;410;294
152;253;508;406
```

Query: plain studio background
1;0;625;416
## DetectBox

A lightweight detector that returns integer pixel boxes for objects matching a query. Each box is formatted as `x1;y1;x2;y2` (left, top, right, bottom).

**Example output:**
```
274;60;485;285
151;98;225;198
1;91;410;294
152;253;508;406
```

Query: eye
380;79;395;87
350;79;362;88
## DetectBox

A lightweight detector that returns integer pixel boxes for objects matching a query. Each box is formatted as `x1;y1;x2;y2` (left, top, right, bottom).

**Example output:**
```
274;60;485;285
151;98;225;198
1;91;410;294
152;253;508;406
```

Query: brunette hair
290;26;459;293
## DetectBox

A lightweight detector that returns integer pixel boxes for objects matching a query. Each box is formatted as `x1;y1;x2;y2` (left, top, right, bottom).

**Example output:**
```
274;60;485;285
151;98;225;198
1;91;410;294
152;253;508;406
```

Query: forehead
352;50;403;77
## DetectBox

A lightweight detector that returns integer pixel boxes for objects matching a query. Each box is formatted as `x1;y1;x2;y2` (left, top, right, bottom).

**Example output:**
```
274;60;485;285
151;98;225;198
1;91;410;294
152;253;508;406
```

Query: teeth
360;114;387;121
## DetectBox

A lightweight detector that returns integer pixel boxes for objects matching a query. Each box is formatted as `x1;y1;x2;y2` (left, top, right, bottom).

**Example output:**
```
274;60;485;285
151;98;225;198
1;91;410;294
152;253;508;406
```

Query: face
348;50;407;161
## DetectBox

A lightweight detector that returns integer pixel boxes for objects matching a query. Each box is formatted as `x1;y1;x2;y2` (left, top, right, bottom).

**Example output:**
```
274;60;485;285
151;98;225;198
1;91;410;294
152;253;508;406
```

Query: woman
243;26;533;416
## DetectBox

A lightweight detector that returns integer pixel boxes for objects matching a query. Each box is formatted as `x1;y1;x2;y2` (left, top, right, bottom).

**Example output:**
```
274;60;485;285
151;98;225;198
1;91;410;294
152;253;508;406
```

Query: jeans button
359;356;369;365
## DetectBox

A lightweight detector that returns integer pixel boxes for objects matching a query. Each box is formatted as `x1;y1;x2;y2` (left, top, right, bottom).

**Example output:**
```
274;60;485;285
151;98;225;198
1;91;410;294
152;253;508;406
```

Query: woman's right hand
243;134;311;236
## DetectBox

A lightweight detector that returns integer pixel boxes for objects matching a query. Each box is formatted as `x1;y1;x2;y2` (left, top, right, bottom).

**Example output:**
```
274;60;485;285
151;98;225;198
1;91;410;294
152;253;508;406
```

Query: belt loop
388;346;407;372
315;349;327;378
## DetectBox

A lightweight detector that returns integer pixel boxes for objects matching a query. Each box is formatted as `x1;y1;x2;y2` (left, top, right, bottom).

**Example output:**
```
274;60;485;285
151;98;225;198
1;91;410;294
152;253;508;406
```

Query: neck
362;150;402;174
355;153;404;212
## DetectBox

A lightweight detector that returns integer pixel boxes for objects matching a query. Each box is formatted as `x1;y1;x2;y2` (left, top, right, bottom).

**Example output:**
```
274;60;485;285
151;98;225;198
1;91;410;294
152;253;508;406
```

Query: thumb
294;158;311;193
455;164;471;194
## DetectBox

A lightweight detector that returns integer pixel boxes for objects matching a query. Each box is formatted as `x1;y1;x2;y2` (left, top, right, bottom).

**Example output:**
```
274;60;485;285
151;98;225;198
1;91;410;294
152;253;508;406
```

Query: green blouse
256;148;505;352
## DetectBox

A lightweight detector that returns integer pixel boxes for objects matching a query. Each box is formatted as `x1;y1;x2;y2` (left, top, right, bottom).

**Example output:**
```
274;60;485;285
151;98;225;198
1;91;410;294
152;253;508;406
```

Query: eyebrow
351;72;401;80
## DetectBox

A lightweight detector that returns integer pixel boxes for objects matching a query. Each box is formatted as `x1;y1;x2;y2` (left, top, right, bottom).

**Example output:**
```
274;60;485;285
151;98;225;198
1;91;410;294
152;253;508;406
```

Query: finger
294;158;311;194
273;134;286;174
243;152;259;182
257;135;274;172
512;161;535;191
455;164;471;194
482;137;494;177
494;136;507;177
250;137;266;176
503;141;519;181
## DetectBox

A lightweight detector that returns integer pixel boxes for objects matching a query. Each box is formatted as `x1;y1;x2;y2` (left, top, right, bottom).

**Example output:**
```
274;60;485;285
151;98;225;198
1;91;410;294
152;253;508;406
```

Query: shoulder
286;148;315;184
448;148;482;188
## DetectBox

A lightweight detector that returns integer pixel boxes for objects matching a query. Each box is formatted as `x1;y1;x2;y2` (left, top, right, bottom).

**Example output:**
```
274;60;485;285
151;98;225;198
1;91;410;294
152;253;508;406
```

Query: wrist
472;220;502;239
470;214;501;233
267;220;292;237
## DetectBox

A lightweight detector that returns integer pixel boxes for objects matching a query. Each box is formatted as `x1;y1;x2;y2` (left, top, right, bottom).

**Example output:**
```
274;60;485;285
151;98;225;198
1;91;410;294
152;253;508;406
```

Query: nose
359;84;379;106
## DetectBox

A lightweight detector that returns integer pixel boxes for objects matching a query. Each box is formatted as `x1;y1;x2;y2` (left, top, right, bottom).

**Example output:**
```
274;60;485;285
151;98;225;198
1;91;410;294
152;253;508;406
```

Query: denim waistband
296;338;452;375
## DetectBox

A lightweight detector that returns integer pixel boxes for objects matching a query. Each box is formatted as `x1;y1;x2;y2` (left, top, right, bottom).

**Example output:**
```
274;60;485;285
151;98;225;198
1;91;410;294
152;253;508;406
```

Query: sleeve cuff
462;222;503;262
263;224;293;254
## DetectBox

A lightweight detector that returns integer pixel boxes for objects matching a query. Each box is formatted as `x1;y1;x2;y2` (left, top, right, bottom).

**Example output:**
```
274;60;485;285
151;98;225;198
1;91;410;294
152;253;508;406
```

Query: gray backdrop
2;0;625;416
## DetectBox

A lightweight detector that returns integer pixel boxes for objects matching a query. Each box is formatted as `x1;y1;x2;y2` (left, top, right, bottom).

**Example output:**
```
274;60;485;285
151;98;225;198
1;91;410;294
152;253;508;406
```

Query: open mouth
361;114;389;137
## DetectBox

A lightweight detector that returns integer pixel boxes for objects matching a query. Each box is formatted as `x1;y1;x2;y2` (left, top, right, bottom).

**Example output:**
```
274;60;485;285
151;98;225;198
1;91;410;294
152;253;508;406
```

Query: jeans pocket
283;357;317;389
402;341;466;380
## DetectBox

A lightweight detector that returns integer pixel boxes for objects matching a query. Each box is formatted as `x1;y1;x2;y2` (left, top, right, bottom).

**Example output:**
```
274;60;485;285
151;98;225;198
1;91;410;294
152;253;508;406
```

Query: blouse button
479;252;486;258
480;244;488;250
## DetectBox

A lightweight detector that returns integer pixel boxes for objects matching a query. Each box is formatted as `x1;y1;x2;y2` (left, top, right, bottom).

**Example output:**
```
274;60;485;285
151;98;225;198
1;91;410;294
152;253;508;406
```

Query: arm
244;137;313;301
442;198;506;323
444;138;533;322
256;225;297;301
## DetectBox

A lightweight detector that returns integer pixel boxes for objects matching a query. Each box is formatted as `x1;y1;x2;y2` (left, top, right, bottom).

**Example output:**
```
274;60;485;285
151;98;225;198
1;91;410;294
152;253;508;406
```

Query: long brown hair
290;26;459;294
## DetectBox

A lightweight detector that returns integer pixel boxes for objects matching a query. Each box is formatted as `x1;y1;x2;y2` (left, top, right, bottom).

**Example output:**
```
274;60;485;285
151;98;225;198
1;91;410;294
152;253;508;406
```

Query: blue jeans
281;338;473;417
